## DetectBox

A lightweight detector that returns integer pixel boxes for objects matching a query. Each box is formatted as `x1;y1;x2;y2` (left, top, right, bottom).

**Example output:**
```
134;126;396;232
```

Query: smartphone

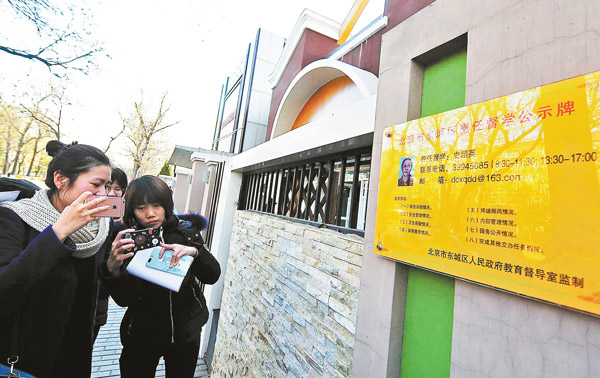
121;227;162;252
145;249;193;277
84;195;125;218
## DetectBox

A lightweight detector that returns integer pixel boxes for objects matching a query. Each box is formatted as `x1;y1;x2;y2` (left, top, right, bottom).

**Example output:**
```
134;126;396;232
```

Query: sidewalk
92;298;209;378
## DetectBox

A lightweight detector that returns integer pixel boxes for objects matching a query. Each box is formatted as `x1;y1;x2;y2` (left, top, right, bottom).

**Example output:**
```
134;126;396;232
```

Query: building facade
172;0;600;376
207;7;385;376
354;1;600;377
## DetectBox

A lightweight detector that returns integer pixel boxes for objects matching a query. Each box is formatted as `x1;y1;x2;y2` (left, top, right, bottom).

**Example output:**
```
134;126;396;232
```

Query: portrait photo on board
398;156;414;186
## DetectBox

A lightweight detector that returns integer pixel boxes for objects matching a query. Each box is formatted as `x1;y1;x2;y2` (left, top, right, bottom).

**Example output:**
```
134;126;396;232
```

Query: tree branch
155;121;180;133
104;121;127;154
0;45;54;67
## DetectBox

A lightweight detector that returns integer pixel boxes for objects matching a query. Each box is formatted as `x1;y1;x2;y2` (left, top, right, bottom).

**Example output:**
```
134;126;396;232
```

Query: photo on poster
398;156;415;186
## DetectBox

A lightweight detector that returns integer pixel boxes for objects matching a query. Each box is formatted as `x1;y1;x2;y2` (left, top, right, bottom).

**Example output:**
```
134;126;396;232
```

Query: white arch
270;59;378;139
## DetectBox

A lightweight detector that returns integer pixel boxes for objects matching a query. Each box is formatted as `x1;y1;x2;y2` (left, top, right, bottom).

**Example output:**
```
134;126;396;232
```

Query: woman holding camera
104;175;221;378
0;140;118;378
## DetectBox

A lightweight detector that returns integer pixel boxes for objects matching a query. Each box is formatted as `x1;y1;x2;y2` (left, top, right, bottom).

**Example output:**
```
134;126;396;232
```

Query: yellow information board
375;71;600;316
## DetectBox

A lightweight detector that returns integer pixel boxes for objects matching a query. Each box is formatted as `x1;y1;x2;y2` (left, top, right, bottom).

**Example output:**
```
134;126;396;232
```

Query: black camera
122;227;162;252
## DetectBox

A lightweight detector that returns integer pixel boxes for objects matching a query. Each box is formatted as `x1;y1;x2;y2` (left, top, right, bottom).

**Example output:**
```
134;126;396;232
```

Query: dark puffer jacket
0;207;112;378
102;214;221;346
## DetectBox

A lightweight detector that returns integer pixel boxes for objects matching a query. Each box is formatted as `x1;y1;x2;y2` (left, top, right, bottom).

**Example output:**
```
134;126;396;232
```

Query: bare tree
20;85;67;140
123;92;179;178
0;125;9;174
1;0;103;75
26;122;51;176
0;100;17;175
9;113;36;175
1;92;53;177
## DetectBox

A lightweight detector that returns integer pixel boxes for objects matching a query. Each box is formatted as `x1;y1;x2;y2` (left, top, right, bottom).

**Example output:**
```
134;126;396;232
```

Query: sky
0;0;385;167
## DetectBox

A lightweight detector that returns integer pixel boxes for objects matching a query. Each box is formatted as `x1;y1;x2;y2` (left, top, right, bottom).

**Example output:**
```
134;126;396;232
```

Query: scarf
0;189;109;258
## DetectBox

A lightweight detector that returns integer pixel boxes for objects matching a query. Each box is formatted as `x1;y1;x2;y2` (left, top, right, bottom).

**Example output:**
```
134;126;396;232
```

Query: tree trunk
11;136;27;176
27;138;39;176
3;127;11;175
2;151;10;175
133;137;152;178
10;150;21;175
132;164;141;179
17;156;24;176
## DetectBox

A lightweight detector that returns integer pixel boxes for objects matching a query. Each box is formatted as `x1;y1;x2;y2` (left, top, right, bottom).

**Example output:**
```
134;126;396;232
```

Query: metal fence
238;147;371;231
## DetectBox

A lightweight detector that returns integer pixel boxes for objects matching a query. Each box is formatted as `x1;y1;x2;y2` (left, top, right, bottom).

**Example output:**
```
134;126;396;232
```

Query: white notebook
126;247;193;292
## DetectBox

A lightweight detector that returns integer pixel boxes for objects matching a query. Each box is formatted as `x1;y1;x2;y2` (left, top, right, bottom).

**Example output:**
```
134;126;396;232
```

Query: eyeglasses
108;187;123;197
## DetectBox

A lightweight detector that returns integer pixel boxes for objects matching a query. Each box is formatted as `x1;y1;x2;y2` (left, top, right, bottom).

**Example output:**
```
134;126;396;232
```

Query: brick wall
211;210;363;377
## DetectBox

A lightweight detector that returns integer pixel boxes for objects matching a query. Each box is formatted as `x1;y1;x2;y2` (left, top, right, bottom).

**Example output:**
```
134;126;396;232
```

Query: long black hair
44;140;111;198
111;167;129;193
123;175;178;230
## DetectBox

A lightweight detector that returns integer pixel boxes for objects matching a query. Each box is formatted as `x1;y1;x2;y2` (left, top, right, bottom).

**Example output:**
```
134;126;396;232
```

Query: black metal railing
238;148;371;231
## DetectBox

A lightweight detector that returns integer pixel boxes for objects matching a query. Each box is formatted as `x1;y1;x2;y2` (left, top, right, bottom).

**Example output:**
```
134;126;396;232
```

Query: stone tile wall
211;210;363;377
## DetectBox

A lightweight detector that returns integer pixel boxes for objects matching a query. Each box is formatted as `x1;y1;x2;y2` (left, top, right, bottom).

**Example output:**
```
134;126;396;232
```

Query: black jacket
0;207;112;378
103;214;221;346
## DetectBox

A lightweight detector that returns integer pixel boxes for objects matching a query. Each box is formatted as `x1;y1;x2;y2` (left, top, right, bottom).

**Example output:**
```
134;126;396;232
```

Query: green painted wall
420;49;467;117
400;269;456;377
400;48;466;378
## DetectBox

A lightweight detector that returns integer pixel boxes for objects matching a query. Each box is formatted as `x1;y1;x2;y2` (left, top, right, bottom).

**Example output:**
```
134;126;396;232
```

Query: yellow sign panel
375;71;600;316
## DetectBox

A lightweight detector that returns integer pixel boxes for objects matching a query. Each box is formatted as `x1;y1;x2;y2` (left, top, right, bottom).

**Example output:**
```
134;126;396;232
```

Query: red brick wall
265;0;435;141
266;30;338;141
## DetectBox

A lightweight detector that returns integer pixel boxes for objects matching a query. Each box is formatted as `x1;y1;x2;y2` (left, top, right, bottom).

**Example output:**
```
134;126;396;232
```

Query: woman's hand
52;191;111;242
159;243;198;268
106;229;136;276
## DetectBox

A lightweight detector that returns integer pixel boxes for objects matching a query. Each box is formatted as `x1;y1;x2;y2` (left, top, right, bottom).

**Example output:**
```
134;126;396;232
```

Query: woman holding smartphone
93;167;129;342
104;175;221;378
107;167;128;222
0;140;119;378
